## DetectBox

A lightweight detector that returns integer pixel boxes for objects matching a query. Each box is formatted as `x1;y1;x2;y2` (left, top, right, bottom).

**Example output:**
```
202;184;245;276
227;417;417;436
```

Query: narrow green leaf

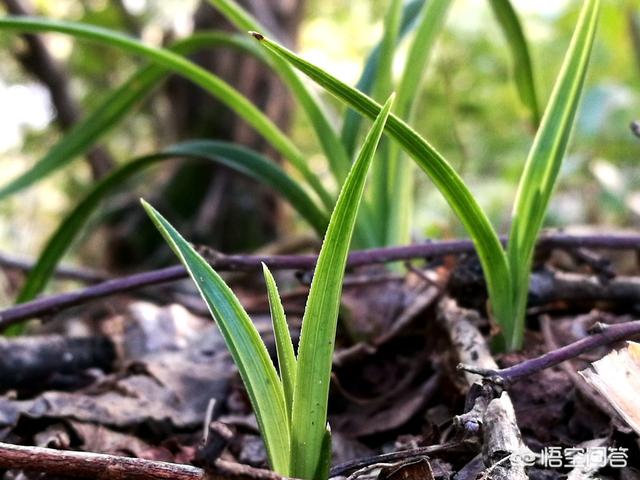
394;0;450;121
507;0;600;349
341;0;424;155
251;33;513;345
628;6;640;74
16;141;328;305
372;0;402;102
385;0;451;246
488;0;541;125
313;426;332;480
0;17;333;209
0;32;264;204
368;0;403;243
262;263;297;419
205;0;382;250
142;200;290;474
290;95;395;479
208;0;352;183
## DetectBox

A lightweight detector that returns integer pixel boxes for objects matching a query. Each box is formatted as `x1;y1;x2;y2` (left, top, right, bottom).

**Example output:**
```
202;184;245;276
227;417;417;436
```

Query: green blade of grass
142;200;290;474
628;6;640;73
506;0;600;350
250;33;513;336
0;17;333;209
368;0;403;243
341;0;424;156
208;0;352;183
16;141;328;306
290;95;394;479
385;0;451;246
394;0;450;121
314;426;332;480
372;0;402;102
262;263;297;419
488;0;540;126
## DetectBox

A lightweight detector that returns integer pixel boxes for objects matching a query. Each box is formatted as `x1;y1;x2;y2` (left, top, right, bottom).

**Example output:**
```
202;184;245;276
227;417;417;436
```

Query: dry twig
2;233;639;331
328;442;468;478
459;319;640;384
0;441;288;480
0;252;108;283
439;298;529;479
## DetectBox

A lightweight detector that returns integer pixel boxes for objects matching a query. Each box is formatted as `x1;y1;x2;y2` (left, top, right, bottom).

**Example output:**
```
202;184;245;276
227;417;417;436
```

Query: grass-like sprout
142;96;395;478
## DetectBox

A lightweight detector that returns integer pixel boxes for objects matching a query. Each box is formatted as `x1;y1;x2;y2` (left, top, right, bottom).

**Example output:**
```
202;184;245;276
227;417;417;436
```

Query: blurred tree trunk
107;0;305;268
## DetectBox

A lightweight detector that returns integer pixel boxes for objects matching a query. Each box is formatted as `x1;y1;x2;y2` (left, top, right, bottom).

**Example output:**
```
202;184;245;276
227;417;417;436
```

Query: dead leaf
580;341;640;435
0;303;233;435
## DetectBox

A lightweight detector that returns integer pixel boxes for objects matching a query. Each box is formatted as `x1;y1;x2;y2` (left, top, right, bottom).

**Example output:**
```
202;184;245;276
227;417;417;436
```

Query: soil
0;244;639;479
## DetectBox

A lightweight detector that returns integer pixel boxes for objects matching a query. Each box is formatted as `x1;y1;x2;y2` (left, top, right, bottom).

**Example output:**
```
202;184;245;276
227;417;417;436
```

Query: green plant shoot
142;95;394;477
251;0;601;350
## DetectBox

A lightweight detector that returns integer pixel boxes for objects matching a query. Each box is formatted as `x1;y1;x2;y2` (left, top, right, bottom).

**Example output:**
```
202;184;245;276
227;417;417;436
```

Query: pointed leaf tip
139;199;290;472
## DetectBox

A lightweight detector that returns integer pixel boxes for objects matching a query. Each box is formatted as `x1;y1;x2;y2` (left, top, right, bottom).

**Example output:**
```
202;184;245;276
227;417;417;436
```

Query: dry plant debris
581;341;640;436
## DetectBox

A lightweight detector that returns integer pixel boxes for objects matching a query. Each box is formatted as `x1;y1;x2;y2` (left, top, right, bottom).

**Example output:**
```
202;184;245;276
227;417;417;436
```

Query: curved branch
1;232;639;331
459;320;640;383
0;441;287;480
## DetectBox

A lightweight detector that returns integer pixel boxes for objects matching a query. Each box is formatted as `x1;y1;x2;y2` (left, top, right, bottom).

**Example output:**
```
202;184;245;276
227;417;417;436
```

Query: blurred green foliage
296;0;640;235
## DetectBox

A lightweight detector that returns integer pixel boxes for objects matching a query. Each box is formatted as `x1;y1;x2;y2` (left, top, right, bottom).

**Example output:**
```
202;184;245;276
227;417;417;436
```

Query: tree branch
0;441;288;480
0;251;108;283
1;232;639;331
459;319;640;383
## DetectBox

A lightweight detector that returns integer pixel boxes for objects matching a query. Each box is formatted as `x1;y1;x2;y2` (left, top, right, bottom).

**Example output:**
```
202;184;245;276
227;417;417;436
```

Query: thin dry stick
439;298;528;479
1;233;639;331
459;319;640;383
0;441;289;480
539;316;622;420
529;269;640;305
0;252;108;283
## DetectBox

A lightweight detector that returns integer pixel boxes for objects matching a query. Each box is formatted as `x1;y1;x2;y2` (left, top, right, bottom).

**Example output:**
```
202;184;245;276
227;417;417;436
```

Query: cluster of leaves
3;0;601;347
0;0;602;473
143;95;395;478
139;0;602;468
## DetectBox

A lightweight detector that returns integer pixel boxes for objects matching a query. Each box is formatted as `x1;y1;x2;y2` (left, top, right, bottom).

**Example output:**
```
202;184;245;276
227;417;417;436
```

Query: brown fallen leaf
580;341;640;435
0;302;233;436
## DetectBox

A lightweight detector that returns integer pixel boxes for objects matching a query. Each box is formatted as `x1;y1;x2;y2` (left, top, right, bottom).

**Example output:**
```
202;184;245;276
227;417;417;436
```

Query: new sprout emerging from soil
142;96;395;479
